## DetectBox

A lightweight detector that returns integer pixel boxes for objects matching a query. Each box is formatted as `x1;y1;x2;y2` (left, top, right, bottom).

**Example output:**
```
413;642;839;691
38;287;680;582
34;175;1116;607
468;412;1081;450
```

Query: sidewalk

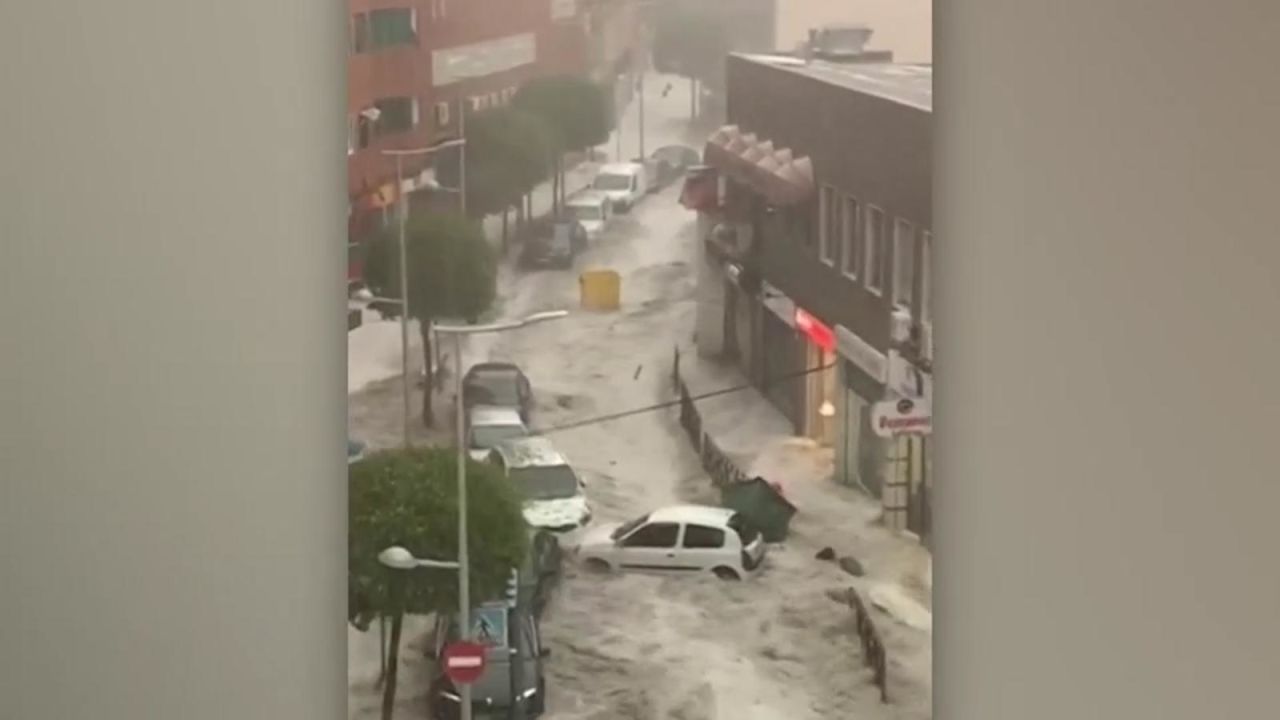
674;340;933;710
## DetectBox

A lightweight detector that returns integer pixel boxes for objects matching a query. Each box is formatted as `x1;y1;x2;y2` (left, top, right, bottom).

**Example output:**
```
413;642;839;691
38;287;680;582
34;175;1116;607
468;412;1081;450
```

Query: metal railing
672;345;890;703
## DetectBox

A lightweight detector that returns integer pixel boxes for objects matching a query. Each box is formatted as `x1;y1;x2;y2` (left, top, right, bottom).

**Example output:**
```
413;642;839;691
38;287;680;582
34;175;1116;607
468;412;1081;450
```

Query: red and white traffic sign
441;641;488;685
871;397;932;438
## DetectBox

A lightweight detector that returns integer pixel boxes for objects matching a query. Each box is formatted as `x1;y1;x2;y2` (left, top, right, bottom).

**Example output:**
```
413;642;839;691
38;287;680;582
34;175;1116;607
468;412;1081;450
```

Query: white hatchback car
576;505;766;580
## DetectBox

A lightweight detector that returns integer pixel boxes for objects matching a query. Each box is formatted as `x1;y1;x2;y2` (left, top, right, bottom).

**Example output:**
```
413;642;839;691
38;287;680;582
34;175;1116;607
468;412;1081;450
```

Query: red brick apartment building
347;0;640;281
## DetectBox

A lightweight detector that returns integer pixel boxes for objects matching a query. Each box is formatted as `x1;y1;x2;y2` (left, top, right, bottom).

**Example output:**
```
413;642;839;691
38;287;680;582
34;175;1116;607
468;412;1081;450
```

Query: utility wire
530;361;835;436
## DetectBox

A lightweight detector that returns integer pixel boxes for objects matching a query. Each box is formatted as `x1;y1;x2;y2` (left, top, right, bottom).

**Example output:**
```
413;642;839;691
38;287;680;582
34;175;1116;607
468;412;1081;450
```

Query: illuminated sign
794;308;834;351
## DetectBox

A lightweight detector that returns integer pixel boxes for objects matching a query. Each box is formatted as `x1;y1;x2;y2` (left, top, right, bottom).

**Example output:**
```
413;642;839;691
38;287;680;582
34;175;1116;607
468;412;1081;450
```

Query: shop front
833;324;890;497
794;307;839;446
758;281;804;433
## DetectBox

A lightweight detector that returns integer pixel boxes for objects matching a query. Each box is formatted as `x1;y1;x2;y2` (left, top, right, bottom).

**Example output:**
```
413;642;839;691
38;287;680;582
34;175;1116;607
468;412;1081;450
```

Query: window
893;218;915;307
434;101;450;129
356;112;374;149
622;522;680;548
818;185;838;265
921;231;933;322
347;115;355;156
840;196;860;278
509;465;580;501
373;97;416;136
682;525;726;549
350;14;370;54
864;205;887;294
368;9;416;50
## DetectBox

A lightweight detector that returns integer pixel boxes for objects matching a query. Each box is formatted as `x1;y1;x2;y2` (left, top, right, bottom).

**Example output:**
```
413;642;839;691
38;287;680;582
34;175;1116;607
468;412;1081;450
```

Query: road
348;74;931;720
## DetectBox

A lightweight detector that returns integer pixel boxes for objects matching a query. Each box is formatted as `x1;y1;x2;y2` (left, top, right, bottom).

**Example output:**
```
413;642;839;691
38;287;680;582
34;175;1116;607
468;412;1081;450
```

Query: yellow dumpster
579;269;621;311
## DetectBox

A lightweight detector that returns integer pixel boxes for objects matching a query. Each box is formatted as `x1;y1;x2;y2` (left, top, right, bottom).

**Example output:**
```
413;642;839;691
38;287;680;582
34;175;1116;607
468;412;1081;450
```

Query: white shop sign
760;282;795;328
871;396;933;438
433;33;536;86
835;324;887;384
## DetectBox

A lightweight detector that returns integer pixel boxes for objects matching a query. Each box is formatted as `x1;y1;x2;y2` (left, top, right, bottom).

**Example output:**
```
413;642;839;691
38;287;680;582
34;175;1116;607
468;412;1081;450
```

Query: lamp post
376;546;459;720
432;310;569;720
379;138;467;447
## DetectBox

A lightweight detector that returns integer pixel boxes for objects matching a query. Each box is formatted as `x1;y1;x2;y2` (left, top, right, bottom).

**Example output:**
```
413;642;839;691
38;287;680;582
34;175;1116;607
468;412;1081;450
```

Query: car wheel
712;566;741;581
583;557;612;574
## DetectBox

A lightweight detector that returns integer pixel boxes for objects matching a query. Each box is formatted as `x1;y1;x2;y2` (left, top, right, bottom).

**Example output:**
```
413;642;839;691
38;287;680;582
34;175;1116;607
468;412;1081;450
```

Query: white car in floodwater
487;436;592;533
466;405;529;462
575;505;767;581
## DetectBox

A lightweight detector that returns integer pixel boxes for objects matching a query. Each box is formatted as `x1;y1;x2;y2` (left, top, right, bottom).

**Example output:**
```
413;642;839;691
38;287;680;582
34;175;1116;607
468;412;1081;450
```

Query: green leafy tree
437;106;554;240
513;75;615;211
362;210;496;425
349;446;528;720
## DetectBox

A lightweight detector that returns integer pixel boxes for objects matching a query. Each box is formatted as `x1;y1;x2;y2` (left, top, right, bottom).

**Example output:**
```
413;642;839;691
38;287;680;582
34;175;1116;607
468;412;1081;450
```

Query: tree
513;75;615;212
436;105;555;243
362;209;496;425
349;447;528;720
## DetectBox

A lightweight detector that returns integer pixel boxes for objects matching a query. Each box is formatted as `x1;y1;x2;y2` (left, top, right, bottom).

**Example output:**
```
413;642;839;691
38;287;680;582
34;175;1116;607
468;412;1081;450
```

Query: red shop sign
794;308;834;351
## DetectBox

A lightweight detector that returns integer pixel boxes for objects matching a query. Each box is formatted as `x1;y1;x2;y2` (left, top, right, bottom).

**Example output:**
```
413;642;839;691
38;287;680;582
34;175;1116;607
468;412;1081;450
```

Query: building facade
690;54;933;542
346;1;637;281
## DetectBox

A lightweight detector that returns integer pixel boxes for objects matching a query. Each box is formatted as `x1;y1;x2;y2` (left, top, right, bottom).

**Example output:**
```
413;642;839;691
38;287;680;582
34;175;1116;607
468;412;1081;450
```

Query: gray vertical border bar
0;1;347;718
937;0;1280;718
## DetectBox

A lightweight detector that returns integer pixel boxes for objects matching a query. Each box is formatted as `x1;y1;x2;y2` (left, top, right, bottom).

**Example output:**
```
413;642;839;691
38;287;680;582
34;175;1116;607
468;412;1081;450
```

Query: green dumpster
720;476;797;543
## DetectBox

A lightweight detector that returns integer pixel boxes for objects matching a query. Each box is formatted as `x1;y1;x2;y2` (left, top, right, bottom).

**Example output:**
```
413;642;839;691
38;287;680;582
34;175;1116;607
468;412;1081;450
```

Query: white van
592;162;648;212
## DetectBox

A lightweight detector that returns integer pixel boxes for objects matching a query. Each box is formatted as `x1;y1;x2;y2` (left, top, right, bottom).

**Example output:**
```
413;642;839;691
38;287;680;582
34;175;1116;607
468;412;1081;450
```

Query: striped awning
702;124;814;206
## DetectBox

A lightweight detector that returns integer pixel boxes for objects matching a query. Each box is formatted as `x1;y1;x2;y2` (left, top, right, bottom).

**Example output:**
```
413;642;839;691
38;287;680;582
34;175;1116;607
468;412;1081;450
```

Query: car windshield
610;512;651;541
570;205;602;221
470;424;527;449
593;173;632;191
465;370;519;406
510;465;580;500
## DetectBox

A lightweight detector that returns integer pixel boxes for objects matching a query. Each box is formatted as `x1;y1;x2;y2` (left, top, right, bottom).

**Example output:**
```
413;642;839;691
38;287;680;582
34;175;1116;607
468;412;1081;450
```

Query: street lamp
378;545;461;571
432;309;568;720
376;546;459;720
379;137;468;448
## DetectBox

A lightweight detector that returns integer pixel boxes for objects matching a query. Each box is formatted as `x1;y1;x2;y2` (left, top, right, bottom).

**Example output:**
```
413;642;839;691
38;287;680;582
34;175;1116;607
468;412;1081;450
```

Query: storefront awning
702;124;814;207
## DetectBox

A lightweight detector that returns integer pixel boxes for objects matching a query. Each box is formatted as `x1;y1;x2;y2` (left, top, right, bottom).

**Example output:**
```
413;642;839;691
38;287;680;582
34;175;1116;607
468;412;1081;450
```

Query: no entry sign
441;641;488;685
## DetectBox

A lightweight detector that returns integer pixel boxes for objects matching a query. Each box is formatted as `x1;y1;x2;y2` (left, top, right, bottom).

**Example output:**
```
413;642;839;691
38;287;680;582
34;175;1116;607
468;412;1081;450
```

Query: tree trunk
420;321;435;427
380;610;405;720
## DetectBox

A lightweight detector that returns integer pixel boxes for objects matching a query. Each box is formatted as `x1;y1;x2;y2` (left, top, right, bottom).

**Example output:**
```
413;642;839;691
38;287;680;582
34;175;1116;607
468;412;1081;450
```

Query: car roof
468;405;525;426
465;362;522;378
567;191;608;207
647;504;736;526
492;436;568;468
598;162;642;175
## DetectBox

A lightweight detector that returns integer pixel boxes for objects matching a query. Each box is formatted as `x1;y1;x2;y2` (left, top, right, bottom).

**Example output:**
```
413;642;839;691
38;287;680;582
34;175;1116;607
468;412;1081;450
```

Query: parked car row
516;146;701;274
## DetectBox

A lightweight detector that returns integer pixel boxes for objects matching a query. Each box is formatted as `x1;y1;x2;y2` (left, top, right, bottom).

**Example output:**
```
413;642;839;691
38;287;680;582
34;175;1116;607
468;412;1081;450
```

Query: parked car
591;162;649;212
649;145;701;189
575;504;766;580
519;217;587;270
564;191;612;241
462;362;534;425
427;601;550;719
487;436;592;533
466;405;529;462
